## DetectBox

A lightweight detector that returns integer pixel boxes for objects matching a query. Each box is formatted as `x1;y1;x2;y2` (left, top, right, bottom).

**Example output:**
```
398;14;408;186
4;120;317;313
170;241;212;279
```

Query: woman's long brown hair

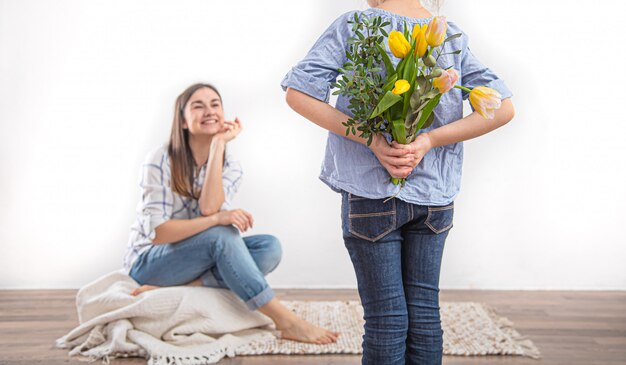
168;83;222;199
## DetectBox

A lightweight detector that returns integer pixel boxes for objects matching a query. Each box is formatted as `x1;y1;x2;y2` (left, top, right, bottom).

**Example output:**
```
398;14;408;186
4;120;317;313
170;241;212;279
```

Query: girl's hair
168;83;222;199
367;0;443;13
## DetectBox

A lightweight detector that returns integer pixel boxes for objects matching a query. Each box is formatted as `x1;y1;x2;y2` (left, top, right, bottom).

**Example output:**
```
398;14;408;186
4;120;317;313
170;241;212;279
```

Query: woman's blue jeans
341;191;453;365
129;225;282;310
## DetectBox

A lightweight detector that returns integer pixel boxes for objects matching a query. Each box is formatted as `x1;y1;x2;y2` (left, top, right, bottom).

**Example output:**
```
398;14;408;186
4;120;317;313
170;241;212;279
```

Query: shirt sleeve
221;148;243;211
136;148;173;241
280;11;356;103
459;32;513;101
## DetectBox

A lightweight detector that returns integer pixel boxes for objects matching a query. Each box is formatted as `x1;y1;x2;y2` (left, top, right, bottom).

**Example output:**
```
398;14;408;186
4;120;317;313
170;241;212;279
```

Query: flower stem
384;179;404;203
455;85;472;93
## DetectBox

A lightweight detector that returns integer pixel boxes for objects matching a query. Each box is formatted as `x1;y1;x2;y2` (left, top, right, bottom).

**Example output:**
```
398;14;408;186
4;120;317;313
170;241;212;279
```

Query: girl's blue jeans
341;191;453;365
129;225;282;310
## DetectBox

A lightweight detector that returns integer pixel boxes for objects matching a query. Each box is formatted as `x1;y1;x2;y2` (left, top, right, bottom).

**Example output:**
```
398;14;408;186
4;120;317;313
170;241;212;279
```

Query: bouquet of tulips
334;14;503;186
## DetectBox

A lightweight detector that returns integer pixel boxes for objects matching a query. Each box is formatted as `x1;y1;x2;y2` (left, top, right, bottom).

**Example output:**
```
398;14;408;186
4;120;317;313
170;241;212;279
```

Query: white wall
1;0;625;290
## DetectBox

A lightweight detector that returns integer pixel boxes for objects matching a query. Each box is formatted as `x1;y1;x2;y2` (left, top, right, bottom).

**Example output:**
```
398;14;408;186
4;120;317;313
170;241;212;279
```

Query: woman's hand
368;134;415;178
216;208;254;232
390;132;433;171
215;117;242;143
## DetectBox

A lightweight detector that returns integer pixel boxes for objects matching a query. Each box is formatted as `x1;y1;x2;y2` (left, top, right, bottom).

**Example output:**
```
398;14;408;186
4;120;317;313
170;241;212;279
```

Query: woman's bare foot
258;298;340;344
277;317;340;345
131;284;160;296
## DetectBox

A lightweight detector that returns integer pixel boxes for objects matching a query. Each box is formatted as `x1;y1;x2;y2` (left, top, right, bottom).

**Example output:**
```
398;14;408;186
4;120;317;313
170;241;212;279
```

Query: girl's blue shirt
281;8;513;205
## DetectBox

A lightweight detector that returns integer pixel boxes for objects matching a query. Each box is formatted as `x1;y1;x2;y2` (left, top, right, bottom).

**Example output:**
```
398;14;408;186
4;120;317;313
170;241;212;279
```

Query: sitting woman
123;83;338;344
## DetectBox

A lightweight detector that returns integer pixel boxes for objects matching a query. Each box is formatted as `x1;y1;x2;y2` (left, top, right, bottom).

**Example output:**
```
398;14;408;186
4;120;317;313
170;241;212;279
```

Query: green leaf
376;44;395;76
415;93;442;131
416;75;429;92
382;73;398;92
403;20;410;40
401;53;416;118
396;57;407;77
444;33;462;43
370;91;402;119
442;50;462;56
402;52;415;81
410;97;431;116
409;88;421;109
409;56;419;82
405;108;415;130
389;101;403;122
409;109;422;128
391;119;407;144
422;112;435;129
421;89;439;100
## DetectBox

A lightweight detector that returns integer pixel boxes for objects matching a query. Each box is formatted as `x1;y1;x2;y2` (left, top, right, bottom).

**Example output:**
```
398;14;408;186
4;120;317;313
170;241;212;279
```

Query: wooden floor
0;289;625;365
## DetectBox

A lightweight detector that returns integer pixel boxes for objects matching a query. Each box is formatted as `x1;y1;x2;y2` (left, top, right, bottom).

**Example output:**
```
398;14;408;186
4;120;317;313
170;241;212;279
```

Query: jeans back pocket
347;193;396;242
425;204;454;234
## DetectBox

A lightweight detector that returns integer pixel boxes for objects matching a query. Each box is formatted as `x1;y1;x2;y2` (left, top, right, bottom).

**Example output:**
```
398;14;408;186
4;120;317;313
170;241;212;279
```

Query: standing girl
282;0;515;363
124;83;338;344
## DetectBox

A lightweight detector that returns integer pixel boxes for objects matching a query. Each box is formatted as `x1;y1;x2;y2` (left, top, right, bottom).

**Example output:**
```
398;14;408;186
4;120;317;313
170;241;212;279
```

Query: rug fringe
148;353;230;365
484;304;541;359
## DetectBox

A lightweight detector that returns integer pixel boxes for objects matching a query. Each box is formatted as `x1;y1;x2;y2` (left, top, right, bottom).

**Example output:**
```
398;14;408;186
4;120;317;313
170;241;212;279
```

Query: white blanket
56;270;276;365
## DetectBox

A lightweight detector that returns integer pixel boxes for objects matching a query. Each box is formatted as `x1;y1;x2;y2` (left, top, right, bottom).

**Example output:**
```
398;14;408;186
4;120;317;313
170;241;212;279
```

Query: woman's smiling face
183;87;224;136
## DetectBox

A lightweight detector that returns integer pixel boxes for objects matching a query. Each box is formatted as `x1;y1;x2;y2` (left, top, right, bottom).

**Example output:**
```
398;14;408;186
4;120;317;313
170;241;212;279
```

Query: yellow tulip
432;69;459;94
388;31;411;58
412;24;428;58
392;80;411;95
425;16;448;47
469;86;502;119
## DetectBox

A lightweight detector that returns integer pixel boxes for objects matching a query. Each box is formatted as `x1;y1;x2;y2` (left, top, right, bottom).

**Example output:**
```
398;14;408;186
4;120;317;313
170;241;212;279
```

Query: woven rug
236;301;540;359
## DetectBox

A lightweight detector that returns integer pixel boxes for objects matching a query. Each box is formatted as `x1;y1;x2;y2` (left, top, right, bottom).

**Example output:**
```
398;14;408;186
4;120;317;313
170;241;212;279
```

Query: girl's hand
390;132;433;171
215;117;242;143
216;208;254;232
369;134;416;179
